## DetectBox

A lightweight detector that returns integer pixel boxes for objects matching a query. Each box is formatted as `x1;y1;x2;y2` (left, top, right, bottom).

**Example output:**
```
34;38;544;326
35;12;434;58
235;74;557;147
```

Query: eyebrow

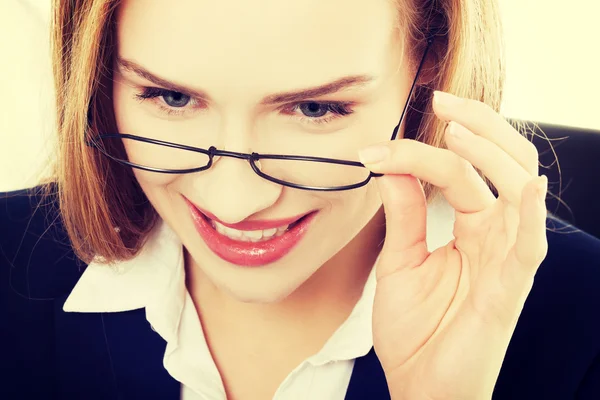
116;56;376;105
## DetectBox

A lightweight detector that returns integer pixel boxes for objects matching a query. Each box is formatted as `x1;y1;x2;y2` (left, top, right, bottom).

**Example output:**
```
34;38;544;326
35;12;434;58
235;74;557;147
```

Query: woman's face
112;0;414;302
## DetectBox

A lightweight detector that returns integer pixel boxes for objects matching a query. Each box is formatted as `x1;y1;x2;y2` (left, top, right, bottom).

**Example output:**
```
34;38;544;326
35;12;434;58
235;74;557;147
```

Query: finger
359;140;495;213
445;121;532;205
505;175;548;282
433;91;539;176
374;174;429;278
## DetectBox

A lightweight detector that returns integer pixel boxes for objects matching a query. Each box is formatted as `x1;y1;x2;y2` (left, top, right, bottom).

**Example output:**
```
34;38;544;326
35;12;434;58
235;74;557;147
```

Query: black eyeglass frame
86;37;433;192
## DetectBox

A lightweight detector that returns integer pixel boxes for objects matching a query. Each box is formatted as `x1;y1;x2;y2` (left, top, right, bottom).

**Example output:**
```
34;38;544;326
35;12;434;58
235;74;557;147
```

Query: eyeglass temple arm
390;36;434;141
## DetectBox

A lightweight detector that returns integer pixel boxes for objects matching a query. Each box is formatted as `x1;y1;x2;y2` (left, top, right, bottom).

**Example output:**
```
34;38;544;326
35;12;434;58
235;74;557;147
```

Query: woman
1;0;599;399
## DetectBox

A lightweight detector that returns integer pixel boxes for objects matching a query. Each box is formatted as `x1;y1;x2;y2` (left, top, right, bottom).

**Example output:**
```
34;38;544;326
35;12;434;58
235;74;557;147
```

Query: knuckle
524;140;539;161
528;161;540;176
522;141;540;174
455;156;475;180
536;238;549;264
516;236;548;267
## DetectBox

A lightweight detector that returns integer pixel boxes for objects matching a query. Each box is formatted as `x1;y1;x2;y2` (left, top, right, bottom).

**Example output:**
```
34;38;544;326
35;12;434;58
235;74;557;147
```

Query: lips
183;196;317;267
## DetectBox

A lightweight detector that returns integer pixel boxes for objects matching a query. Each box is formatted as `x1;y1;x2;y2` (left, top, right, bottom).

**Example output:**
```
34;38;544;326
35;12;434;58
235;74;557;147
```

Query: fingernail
434;91;462;108
537;175;548;203
358;145;390;165
447;121;473;139
446;121;463;138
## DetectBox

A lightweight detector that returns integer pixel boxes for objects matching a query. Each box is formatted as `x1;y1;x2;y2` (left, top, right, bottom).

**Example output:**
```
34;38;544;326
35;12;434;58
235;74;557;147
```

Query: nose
188;108;284;224
190;153;283;223
188;111;284;223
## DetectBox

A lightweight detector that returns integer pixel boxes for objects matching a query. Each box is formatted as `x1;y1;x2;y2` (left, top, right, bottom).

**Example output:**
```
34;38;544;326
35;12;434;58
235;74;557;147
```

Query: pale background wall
0;0;599;192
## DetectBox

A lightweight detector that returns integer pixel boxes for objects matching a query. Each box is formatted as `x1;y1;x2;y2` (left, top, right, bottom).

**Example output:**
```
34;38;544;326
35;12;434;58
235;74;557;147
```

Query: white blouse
63;196;454;399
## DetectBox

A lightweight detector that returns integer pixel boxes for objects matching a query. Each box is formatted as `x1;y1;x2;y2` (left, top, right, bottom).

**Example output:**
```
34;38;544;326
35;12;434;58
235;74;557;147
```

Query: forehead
115;0;401;96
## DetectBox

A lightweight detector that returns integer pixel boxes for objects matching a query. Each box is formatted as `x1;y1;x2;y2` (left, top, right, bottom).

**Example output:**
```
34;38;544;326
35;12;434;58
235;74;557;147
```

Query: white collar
63;195;455;364
63;218;186;342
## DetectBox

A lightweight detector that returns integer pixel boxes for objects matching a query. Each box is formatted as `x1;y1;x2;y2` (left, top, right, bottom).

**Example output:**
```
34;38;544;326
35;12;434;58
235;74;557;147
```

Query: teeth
223;225;242;239
263;228;277;237
212;220;290;242
244;230;263;240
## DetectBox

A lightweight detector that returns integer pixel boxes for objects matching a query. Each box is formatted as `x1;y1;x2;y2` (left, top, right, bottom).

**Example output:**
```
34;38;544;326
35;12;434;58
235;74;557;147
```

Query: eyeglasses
87;38;433;192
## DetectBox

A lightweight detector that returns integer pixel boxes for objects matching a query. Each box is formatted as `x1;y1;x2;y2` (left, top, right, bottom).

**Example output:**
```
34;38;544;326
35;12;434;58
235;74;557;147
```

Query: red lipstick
183;196;317;267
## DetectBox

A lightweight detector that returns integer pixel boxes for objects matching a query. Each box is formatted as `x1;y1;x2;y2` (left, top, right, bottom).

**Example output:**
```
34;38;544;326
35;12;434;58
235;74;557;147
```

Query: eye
134;87;202;116
282;101;354;126
161;91;191;108
298;102;329;118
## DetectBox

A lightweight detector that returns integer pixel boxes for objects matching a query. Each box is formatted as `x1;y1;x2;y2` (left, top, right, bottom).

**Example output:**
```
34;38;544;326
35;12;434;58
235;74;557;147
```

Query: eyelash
134;87;204;116
133;87;355;125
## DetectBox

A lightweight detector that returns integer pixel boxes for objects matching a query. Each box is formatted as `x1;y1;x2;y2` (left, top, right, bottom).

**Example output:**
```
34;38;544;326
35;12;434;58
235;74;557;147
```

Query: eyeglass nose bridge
207;146;259;159
206;145;263;171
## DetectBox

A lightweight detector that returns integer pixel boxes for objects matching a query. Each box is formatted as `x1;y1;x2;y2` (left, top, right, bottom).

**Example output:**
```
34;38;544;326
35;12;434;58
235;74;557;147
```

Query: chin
216;275;306;304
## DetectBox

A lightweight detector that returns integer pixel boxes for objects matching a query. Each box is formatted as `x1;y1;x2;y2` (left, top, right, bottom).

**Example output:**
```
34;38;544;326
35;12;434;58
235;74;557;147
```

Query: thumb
375;174;430;278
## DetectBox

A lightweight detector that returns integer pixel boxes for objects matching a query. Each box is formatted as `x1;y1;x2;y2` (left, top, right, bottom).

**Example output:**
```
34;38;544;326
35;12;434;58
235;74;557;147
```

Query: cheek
355;183;383;220
327;181;382;230
133;173;186;231
132;166;179;188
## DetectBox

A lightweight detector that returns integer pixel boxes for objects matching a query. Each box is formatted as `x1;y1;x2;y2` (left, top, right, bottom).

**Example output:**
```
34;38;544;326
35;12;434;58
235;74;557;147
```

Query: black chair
519;121;600;239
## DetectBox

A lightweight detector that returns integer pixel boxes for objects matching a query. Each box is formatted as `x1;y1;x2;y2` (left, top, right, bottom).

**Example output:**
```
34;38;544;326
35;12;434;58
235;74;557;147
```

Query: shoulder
494;217;600;399
0;184;87;398
529;217;600;350
534;217;600;317
0;183;85;300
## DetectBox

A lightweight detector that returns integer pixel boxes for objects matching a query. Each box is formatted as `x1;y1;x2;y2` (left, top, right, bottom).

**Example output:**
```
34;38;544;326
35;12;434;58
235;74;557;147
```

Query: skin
112;0;404;302
112;0;407;396
365;93;547;399
112;0;548;398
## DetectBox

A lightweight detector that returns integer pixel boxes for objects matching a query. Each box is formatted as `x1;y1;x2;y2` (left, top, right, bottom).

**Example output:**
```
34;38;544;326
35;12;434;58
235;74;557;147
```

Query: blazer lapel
58;300;389;400
345;347;391;400
55;301;180;400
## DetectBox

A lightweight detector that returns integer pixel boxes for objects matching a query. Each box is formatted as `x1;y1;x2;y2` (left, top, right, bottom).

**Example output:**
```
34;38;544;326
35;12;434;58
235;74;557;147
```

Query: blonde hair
42;0;505;264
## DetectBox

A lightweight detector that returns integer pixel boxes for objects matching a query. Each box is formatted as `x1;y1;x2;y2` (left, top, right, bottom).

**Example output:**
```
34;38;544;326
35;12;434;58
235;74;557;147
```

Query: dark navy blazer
1;186;599;400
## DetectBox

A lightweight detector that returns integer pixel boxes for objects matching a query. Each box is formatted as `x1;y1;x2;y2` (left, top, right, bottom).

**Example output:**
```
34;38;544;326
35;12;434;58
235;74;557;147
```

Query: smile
183;196;317;267
210;220;291;242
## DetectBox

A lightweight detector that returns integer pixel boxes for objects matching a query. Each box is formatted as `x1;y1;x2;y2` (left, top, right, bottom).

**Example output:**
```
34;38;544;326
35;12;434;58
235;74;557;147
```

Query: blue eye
134;86;354;123
136;88;191;108
162;91;191;108
299;102;329;118
284;101;354;126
